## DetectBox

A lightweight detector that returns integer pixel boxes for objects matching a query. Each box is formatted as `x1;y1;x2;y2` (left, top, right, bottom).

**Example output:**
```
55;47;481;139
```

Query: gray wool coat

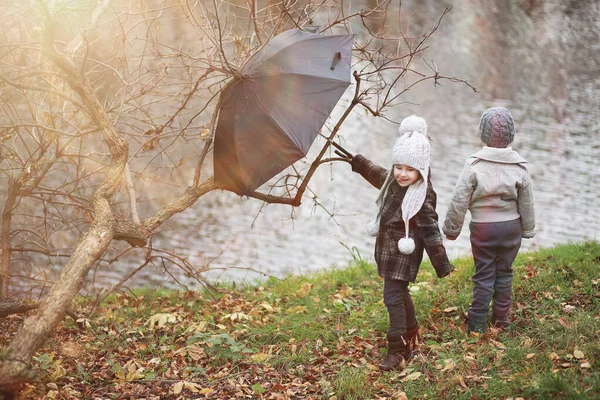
443;146;536;239
352;155;454;282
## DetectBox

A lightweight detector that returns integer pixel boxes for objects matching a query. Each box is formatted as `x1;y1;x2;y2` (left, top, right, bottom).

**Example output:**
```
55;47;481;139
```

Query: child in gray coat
443;107;536;333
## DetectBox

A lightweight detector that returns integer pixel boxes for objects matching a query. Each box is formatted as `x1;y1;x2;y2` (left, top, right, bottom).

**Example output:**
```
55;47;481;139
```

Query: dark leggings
383;279;417;337
468;219;522;332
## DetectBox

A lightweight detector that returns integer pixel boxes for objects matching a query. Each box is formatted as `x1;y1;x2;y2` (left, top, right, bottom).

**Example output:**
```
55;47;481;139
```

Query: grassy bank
4;242;599;399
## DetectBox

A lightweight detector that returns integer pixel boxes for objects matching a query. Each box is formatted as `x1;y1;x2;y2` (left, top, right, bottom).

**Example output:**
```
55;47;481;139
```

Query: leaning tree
0;0;473;390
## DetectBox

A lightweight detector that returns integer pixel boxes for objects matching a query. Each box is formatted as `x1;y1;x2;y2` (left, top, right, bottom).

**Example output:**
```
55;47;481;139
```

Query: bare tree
0;0;474;390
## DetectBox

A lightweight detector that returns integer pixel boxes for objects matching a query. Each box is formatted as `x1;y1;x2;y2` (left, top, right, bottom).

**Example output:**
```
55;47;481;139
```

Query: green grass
15;241;600;399
333;366;373;399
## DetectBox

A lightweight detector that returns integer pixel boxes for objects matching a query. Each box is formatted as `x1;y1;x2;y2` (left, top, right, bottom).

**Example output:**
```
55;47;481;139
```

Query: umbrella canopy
214;28;354;195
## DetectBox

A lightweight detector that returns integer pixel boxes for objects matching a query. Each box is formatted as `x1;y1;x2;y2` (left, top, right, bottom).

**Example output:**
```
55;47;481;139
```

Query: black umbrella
214;28;354;195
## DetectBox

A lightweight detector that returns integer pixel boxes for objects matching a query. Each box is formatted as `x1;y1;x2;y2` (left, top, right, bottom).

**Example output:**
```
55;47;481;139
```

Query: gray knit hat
367;115;430;255
479;107;515;148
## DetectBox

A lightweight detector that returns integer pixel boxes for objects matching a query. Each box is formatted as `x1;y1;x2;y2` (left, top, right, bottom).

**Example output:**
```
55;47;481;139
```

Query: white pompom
367;220;379;236
398;238;415;254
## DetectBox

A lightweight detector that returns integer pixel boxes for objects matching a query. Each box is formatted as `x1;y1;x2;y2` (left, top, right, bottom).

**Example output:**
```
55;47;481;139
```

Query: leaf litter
1;242;599;399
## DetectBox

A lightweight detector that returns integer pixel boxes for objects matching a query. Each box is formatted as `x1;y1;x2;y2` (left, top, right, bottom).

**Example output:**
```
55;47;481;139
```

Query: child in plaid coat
345;116;454;371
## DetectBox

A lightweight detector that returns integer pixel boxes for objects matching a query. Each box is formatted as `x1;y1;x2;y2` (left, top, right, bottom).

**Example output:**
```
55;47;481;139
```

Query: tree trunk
0;180;18;299
0;198;114;389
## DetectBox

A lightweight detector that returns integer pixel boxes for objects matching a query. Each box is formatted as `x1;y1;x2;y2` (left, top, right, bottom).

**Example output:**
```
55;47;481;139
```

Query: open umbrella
214;28;354;195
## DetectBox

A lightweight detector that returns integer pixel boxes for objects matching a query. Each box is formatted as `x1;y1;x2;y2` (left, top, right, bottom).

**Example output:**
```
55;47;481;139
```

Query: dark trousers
467;219;522;332
383;279;417;338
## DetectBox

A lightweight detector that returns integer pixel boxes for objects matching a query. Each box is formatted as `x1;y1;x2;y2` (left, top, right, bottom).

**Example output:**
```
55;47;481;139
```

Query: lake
99;0;599;289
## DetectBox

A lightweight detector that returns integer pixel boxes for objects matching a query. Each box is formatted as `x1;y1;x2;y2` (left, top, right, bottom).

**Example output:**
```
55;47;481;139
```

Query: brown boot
379;333;413;371
406;324;421;349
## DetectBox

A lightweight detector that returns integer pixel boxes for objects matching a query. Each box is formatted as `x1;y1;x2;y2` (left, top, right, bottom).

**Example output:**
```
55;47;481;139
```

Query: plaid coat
352;154;454;282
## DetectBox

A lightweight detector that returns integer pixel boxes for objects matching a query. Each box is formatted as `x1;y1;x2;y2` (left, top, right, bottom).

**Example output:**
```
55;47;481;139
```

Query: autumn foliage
1;242;598;399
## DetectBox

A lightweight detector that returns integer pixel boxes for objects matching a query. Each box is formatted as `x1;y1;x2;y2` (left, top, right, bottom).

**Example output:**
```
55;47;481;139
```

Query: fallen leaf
365;363;378;371
296;283;313;297
51;365;67;380
287;305;307;314
441;359;456;372
443;306;458;313
526;353;535;359
580;362;591;369
145;313;178;329
76;318;91;328
573;350;584;359
563;304;576;313
336;284;354;299
21;384;35;396
401;371;421;382
147;357;161;366
393;391;408;400
61;341;84;358
183;381;205;393
549;352;560;360
316;339;323;352
173;381;183;395
372;381;387;390
557;317;572;328
222;312;251;322
521;337;533;347
185;345;205;361
185;321;207;333
124;359;139;373
251;353;271;362
259;302;277;313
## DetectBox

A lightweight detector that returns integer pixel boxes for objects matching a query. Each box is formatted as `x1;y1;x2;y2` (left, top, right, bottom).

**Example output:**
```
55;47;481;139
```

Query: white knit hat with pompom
367;115;431;255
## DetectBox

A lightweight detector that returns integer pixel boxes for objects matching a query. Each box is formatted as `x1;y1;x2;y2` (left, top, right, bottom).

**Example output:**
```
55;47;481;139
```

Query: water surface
102;0;600;288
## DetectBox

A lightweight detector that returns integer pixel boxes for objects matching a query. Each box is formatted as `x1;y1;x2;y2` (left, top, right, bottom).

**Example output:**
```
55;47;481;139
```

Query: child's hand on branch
331;141;354;165
334;149;353;164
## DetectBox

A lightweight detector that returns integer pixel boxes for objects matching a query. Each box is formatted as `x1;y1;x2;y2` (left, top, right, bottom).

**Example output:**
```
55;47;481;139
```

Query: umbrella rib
247;76;349;152
250;71;351;86
256;86;326;133
249;84;307;153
